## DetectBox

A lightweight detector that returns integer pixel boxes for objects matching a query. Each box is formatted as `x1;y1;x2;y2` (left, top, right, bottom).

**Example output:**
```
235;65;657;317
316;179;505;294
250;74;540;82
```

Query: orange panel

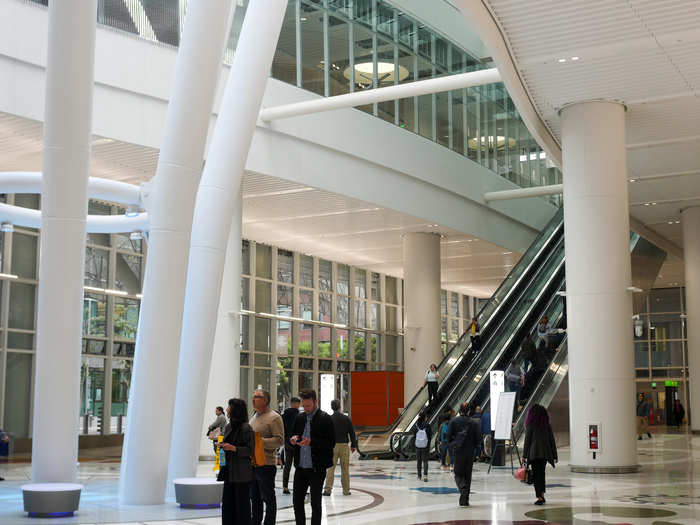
351;371;404;427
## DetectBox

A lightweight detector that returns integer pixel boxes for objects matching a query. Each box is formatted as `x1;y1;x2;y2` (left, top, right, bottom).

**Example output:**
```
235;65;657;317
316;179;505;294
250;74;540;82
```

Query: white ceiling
483;0;700;288
0;112;517;297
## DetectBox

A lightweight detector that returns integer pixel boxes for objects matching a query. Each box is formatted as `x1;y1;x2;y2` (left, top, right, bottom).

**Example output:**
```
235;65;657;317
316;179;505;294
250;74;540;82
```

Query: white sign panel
494;391;516;440
320;374;335;414
490;370;504;432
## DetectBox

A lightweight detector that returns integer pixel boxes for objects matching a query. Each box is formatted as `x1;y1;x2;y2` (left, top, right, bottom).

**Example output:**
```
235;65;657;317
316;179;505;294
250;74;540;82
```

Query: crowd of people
213;388;356;525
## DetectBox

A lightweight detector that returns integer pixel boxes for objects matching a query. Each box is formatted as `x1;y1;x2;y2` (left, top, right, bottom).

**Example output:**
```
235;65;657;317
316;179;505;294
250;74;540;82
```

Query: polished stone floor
1;430;699;524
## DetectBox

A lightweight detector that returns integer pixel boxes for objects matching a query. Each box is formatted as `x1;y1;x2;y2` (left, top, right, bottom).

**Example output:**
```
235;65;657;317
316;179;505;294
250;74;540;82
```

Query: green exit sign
652;382;656;388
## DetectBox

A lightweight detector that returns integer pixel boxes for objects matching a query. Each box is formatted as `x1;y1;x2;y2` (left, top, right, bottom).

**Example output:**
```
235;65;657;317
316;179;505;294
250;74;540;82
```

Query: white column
560;101;637;472
31;0;98;484
195;200;242;460
682;206;700;433
119;0;234;505
402;233;442;406
168;0;288;483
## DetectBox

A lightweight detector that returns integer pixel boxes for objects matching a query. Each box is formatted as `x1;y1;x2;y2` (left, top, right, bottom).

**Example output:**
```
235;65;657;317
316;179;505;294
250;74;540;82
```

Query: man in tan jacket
250;389;284;525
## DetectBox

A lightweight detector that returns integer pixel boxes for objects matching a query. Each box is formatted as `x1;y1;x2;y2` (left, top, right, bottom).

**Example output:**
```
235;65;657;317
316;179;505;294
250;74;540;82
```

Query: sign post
488;391;520;474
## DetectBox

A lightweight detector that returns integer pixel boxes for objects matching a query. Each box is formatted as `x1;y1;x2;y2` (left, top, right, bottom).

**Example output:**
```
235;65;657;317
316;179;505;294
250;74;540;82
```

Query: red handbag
514;466;527;481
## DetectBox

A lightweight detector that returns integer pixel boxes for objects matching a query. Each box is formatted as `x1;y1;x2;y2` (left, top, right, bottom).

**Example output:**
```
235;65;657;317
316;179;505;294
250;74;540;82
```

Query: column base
570;464;639;474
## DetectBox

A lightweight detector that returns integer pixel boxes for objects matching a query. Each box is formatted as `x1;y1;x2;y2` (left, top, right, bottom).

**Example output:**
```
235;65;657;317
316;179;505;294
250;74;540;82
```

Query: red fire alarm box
588;422;601;452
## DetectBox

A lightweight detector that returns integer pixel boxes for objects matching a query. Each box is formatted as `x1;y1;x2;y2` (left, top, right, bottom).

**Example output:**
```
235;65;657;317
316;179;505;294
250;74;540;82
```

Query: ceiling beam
629;216;683;260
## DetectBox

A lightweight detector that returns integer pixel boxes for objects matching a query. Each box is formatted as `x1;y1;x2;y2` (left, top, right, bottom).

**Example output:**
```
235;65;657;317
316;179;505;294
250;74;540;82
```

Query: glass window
337;295;349;324
240;368;249;402
277;365;294;409
241;352;250;366
300;1;324;95
385;276;397;304
256;280;272;314
9;282;35;330
370;333;380;367
87;201;112;246
115;253;142;294
84;247;109;288
300;255;314;288
441;291;447;316
8;331;33;350
319;359;332;371
354;299;366;328
450;293;459;317
354;0;372;26
272;1;298;85
15;193;39;209
398;12;414;49
318;326;331;358
398;48;416;132
354;269;366;298
253;368;271;393
386;305;397;332
376;3;394;36
299;357;314;370
377;37;397;124
651;340;684;367
255;317;271;352
337;264;350;295
370;303;379;330
451;319;459;341
436;91;449;147
299;322;313;357
111;359;132;419
241;315;250;351
319;292;332;322
12;232;37;279
115;232;141;253
83;293;107;336
242;240;251;275
83;339;106;355
277;318;291;357
299;371;314;390
113;342;135;357
255;353;272;367
80;356;105;434
319;259;332;291
4;352;33;438
328;15;350;96
371;272;381;301
386;335;399;364
114;297;139;339
635;342;649;369
353;21;374;114
300;289;313;321
650;314;683;340
278;249;294;283
256;244;272;279
336;328;349;359
241;277;250;310
650;288;681;313
463;296;471;318
354;331;367;361
277;284;293;317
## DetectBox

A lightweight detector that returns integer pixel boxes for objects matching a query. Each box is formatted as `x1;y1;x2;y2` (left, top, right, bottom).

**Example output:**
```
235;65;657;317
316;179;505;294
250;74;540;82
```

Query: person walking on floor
636;392;652;440
323;399;357;496
674;400;685;428
522;404;558;506
249;389;284;525
438;413;453;471
446;402;481;507
290;389;335;525
414;412;432;482
219;398;255;525
281;396;300;495
424;364;440;405
207;406;228;453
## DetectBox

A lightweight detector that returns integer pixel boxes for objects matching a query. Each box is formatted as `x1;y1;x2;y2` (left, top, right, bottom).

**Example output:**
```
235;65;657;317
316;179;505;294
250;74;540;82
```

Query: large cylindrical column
683;206;700;433
119;1;234;504
168;0;288;485
31;0;98;484
402;233;442;406
560;101;637;472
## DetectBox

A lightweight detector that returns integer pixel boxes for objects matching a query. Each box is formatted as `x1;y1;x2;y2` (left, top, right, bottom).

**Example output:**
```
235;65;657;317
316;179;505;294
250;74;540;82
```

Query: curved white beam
0;172;142;206
260;68;501;121
0;202;148;233
484;184;563;202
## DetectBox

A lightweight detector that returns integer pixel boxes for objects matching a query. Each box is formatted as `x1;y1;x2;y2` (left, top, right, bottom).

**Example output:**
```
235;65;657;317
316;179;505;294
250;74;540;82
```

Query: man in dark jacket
281;397;300;494
447;402;481;507
290;389;335;525
323;399;357;496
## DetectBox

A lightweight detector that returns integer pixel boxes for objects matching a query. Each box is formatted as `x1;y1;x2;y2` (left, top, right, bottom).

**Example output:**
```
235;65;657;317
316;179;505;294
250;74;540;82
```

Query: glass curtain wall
26;0;563;201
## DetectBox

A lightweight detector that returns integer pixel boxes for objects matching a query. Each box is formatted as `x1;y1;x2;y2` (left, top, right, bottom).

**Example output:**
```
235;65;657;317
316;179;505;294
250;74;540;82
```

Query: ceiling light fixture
629;178;637;182
344;62;410;84
571;56;580;61
557;58;567;63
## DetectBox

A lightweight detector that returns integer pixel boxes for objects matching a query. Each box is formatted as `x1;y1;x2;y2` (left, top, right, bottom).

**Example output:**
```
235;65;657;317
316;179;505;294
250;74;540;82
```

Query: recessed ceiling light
644;203;650;206
651;202;657;205
629;178;637;182
300;17;307;21
571;56;580;61
557;58;567;63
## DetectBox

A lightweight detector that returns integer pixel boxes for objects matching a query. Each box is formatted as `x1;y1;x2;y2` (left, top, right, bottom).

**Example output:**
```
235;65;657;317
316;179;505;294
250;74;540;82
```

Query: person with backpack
219;398;255;525
438;413;453;471
446;402;481;507
414;412;432;481
249;389;284;525
522;404;558;505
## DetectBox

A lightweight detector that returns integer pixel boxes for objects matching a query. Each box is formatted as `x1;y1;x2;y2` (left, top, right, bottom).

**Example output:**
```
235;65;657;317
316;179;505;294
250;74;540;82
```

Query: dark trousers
453;453;474;503
282;444;295;488
440;442;453;466
427;381;438;404
293;467;326;525
530;459;546;497
222;481;251;525
250;465;277;525
416;447;429;477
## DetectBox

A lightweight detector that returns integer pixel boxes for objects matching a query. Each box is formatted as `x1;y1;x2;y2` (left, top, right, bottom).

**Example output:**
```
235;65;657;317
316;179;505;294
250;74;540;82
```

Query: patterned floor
1;431;699;524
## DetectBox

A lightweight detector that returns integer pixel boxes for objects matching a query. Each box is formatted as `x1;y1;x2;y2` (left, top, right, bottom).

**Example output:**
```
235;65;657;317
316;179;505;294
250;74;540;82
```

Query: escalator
357;208;565;458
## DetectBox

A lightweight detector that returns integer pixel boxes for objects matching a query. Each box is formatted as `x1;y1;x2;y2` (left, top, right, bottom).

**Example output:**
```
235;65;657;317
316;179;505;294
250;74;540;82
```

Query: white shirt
425;370;439;382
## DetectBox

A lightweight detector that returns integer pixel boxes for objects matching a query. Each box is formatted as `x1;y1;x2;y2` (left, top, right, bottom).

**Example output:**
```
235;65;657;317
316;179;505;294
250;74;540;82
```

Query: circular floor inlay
525;505;676;522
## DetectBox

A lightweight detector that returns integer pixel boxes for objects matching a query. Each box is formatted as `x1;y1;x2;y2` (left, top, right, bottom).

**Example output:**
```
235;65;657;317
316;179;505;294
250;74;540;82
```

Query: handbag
208;428;222;440
514;465;527;481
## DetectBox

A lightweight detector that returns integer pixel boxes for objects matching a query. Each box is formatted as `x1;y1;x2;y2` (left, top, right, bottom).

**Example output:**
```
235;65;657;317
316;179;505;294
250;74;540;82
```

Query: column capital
558;99;627;116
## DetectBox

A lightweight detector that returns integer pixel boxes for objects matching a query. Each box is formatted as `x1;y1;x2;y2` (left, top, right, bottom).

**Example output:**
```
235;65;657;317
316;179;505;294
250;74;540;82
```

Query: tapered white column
560;101;637;472
31;0;98;484
402;233;442;406
682;206;700;432
168;0;287;484
119;1;234;504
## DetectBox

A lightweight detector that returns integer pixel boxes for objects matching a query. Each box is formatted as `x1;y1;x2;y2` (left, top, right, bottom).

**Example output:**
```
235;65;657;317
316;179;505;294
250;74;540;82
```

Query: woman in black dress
522;404;557;505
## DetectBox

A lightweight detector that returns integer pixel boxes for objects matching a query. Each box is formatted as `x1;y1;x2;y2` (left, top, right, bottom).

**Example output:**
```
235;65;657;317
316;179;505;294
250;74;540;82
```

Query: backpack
440;422;449;443
252;431;266;467
415;427;428;449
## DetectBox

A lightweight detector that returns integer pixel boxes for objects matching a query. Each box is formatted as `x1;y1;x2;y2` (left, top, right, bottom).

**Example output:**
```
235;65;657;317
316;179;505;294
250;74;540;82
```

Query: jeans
293;467;326;525
439;442;453;466
529;459;546;498
250;465;277;525
453;453;474;503
282;444;295;489
416;447;429;477
222;481;251;525
427;381;438;404
324;443;351;494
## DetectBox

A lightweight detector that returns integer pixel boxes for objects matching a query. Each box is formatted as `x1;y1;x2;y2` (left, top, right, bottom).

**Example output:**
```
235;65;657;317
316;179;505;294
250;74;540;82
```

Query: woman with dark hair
219;398;255;525
522;404;557;505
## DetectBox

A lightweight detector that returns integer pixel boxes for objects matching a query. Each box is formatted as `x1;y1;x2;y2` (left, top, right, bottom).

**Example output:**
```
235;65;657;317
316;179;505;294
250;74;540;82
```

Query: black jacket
523;423;558;466
446;415;480;454
331;411;357;448
282;407;299;444
220;421;254;483
291;409;336;471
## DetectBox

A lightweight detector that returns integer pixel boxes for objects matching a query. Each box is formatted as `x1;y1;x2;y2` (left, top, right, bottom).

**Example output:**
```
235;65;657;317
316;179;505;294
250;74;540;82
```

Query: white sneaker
424;476;428;482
